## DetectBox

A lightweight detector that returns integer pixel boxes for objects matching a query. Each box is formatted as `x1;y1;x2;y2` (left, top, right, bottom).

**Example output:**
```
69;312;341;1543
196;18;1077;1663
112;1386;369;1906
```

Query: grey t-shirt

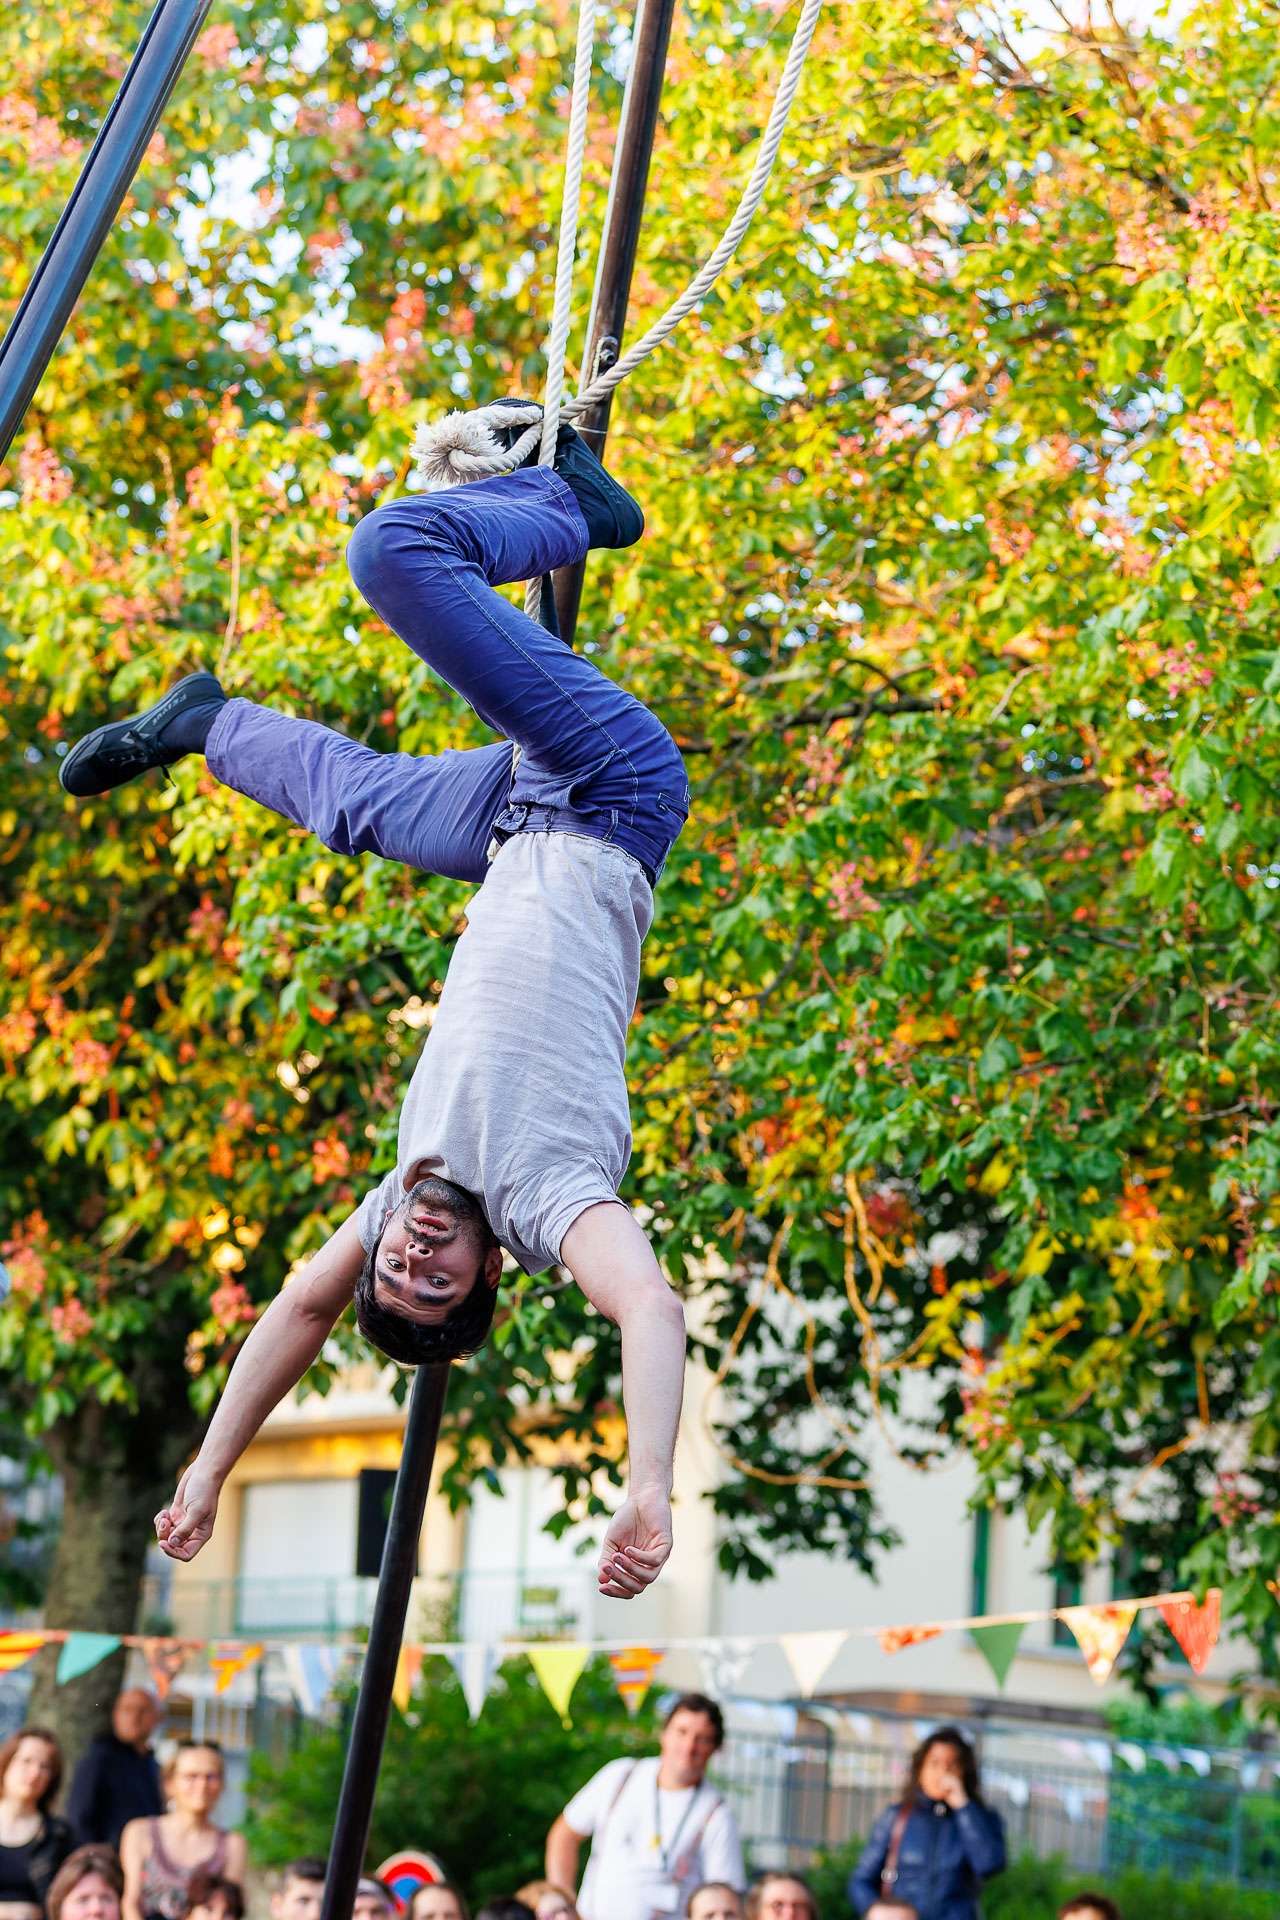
355;830;654;1274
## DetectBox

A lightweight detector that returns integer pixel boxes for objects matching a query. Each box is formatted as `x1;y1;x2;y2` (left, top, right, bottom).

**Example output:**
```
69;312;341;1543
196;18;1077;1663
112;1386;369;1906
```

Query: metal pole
551;0;678;644
0;0;214;464
319;1364;450;1920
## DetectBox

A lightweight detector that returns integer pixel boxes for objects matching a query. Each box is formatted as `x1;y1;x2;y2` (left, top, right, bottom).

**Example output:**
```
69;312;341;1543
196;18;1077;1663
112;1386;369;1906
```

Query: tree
2;0;1278;1751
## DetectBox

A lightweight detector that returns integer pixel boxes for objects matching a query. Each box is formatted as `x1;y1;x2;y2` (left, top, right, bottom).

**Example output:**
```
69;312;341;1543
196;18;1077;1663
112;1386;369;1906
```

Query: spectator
546;1693;744;1920
181;1876;245;1920
119;1743;245;1920
47;1849;124;1920
473;1906;535;1920
864;1906;918;1920
270;1862;326;1920
849;1728;1005;1920
353;1883;393;1920
67;1696;164;1851
514;1885;577;1919
745;1877;817;1920
688;1886;746;1920
407;1887;469;1920
0;1726;73;1918
1059;1900;1120;1920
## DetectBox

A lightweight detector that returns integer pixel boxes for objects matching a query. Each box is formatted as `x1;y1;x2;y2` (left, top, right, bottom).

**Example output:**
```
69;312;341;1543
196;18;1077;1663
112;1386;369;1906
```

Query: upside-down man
60;414;690;1600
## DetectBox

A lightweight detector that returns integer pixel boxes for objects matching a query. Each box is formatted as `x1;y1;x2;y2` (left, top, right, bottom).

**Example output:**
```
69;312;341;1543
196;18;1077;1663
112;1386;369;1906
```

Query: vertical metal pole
319;1364;450;1920
551;0;678;645
0;0;214;464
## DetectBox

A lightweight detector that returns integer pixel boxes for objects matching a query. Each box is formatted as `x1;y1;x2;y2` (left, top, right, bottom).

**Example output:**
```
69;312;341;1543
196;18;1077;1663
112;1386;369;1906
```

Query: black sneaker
59;672;227;798
489;398;644;550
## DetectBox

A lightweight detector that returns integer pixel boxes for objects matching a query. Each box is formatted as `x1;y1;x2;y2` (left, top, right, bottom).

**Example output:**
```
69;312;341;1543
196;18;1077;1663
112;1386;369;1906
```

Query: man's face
373;1176;497;1326
112;1690;157;1748
756;1881;813;1920
272;1879;325;1920
353;1895;393;1920
688;1890;744;1920
659;1708;719;1786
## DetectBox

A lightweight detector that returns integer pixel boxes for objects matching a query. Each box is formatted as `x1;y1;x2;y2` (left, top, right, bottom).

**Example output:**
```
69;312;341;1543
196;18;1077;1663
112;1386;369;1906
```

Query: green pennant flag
970;1621;1025;1689
56;1633;122;1685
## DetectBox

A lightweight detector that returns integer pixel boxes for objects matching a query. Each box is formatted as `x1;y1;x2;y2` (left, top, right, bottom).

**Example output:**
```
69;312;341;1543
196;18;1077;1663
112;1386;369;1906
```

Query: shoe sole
59;672;224;797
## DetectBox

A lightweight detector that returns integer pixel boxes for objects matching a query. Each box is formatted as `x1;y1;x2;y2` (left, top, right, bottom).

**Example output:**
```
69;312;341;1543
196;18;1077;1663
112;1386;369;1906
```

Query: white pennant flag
779;1630;847;1698
281;1644;344;1719
698;1638;755;1699
447;1644;498;1721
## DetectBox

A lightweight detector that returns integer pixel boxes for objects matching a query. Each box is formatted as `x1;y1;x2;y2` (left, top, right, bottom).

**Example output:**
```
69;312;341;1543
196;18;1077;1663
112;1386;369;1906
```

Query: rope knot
410;403;544;491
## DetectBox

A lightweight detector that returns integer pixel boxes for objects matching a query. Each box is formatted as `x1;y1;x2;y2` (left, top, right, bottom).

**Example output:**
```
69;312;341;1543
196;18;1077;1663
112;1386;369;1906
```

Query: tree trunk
28;1393;201;1769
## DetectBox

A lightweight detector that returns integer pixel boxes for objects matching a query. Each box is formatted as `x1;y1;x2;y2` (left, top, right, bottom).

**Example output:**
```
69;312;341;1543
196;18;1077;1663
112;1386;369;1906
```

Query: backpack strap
879;1804;911;1895
671;1786;725;1883
599;1758;639;1841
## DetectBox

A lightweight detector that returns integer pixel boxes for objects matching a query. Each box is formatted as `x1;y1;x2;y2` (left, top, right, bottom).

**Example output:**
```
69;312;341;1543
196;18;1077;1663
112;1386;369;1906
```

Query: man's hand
155;1464;221;1562
597;1489;672;1599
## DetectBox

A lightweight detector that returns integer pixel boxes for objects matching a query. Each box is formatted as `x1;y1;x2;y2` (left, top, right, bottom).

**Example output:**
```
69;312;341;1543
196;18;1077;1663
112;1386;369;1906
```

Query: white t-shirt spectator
563;1755;745;1920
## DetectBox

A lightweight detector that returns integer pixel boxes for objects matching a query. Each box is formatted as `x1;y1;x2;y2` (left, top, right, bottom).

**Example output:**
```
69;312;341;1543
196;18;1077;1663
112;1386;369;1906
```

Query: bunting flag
879;1624;942;1655
447;1643;500;1722
56;1632;122;1686
392;1645;424;1714
1160;1590;1221;1675
140;1638;195;1700
282;1644;345;1719
210;1640;265;1695
1058;1604;1136;1685
0;1632;48;1672
527;1644;589;1727
608;1645;664;1717
779;1630;847;1698
969;1621;1025;1689
699;1638;755;1698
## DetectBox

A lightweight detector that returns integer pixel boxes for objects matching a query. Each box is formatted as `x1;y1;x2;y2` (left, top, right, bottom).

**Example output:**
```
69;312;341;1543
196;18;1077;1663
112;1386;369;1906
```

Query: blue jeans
206;467;690;885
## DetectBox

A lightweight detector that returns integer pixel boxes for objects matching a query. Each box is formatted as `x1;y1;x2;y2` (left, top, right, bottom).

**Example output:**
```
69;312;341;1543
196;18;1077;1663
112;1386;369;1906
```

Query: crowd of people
0;1689;1130;1920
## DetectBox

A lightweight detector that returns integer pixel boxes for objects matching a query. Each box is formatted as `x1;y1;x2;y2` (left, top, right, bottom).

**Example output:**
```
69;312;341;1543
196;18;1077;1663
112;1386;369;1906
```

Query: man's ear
483;1245;503;1289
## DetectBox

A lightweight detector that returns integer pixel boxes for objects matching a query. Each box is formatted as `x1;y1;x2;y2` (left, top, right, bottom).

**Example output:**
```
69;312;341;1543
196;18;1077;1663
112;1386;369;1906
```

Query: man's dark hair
281;1861;328;1889
474;1904;535;1920
1059;1897;1121;1920
903;1724;982;1806
664;1691;726;1751
354;1229;499;1365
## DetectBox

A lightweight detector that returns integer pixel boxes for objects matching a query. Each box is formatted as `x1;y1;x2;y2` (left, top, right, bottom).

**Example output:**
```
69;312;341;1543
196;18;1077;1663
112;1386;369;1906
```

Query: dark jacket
65;1736;164;1850
2;1812;74;1908
849;1794;1007;1920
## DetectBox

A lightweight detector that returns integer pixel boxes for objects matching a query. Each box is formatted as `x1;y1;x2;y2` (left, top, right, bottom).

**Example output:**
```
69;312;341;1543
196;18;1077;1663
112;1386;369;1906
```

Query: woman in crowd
119;1744;245;1920
849;1728;1005;1920
0;1728;73;1920
407;1887;470;1920
180;1876;244;1920
514;1884;577;1920
46;1849;123;1920
688;1885;745;1920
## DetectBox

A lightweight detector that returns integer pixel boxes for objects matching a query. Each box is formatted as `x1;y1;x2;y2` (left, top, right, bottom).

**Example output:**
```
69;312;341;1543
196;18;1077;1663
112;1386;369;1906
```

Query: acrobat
60;415;690;1600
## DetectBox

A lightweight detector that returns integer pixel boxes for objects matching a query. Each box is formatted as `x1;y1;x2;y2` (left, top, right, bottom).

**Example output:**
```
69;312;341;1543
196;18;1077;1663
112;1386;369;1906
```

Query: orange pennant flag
210;1641;265;1695
1160;1592;1221;1675
392;1645;424;1714
1058;1604;1136;1685
879;1624;942;1655
0;1632;48;1673
140;1638;198;1701
608;1645;664;1716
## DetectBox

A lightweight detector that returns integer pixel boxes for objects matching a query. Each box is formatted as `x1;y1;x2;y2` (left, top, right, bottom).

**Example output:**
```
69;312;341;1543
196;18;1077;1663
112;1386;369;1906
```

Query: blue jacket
849;1794;1007;1920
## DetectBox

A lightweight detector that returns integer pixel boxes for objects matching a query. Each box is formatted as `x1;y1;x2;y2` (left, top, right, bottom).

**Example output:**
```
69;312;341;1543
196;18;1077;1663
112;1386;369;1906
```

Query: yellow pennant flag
1058;1604;1136;1685
528;1644;589;1727
0;1632;48;1673
209;1642;265;1695
392;1645;424;1714
608;1645;664;1717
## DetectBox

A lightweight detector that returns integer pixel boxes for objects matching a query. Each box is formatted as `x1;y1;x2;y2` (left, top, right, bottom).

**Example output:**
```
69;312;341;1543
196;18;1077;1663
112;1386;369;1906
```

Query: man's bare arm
560;1200;686;1600
155;1210;368;1560
545;1814;585;1891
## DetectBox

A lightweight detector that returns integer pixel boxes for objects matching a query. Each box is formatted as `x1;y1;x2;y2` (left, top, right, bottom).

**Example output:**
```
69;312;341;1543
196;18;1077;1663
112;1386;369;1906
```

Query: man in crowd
688;1888;744;1920
745;1877;818;1920
546;1694;744;1920
1059;1898;1121;1920
353;1882;395;1920
65;1690;162;1848
269;1860;327;1920
862;1903;916;1920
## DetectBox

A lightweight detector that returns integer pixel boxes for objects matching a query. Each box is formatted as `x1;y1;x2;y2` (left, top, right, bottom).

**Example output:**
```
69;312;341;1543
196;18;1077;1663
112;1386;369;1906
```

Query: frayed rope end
410;405;542;491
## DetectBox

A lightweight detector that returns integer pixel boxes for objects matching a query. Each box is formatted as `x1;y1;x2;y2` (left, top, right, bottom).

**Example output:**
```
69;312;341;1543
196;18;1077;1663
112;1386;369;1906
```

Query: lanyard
652;1775;701;1874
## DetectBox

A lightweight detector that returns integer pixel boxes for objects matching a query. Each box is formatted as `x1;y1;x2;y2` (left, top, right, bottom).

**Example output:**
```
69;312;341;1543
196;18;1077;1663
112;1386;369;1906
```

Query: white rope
411;0;825;499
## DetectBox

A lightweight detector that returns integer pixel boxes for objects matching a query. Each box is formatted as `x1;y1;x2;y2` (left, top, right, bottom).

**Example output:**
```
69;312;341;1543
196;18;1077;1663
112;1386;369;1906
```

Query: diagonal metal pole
551;0;678;646
0;0;214;464
319;1363;451;1920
